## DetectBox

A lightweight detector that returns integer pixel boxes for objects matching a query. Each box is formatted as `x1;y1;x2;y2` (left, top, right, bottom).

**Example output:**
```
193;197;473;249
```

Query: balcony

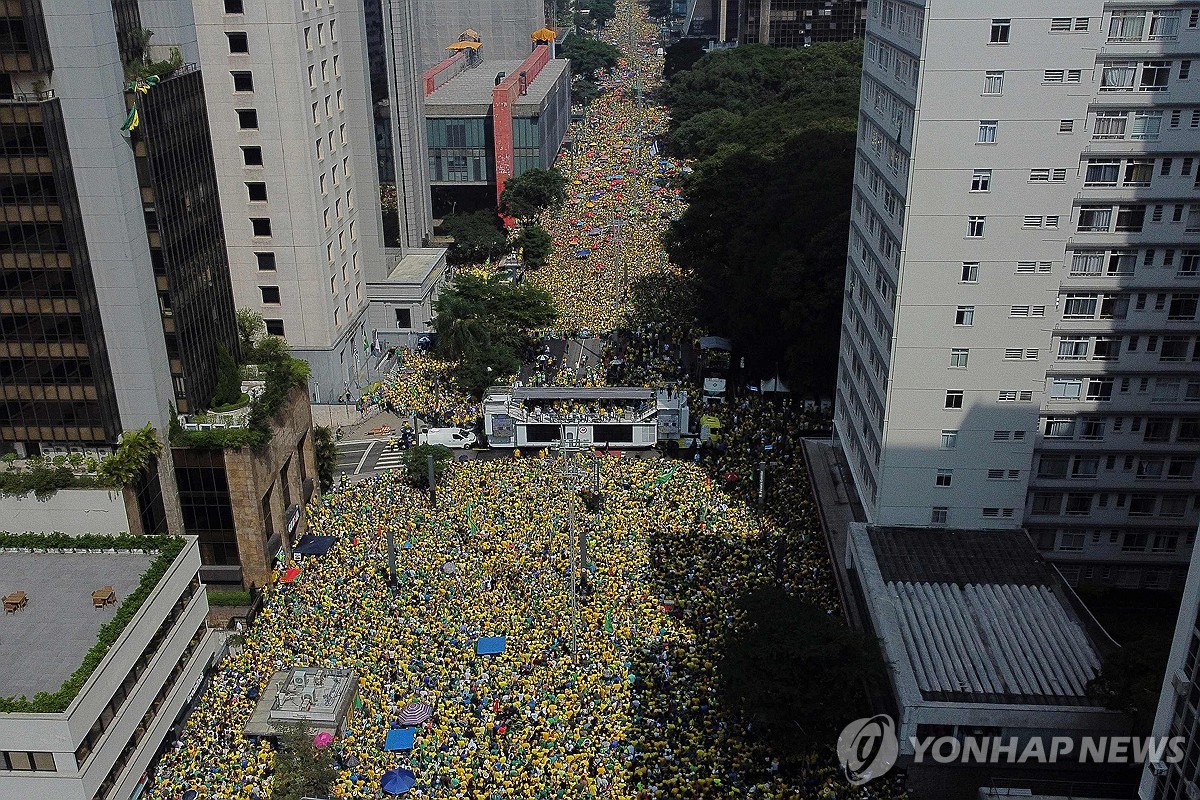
0;88;54;103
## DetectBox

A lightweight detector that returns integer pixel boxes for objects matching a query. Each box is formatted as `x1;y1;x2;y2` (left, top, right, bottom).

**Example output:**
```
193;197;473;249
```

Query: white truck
417;428;478;449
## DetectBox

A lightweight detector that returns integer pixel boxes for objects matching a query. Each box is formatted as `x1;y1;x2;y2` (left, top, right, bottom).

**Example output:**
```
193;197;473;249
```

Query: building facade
835;1;1200;589
0;0;233;455
191;0;387;402
411;0;547;72
0;536;215;800
1141;523;1200;799
740;0;865;46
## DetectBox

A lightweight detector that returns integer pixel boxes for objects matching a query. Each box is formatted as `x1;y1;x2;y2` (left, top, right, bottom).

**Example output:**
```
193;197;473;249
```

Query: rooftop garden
0;533;185;714
170;316;310;450
0;424;161;500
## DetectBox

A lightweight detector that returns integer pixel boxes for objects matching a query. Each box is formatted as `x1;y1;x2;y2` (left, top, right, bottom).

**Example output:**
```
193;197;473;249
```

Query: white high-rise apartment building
192;0;386;399
836;1;1200;589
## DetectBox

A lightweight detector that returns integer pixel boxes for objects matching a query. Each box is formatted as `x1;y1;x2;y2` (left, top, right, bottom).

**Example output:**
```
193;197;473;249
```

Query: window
955;306;974;326
949;349;969;368
1078;206;1113;232
936;469;953;487
236;109;258;129
1059;119;1075;133
225;0;244;11
931;507;948;525
1181;60;1192;80
990;18;1010;43
960;262;978;282
1039;456;1069;478
246;182;267;202
1071;251;1103;276
945;391;964;409
1149;9;1180;40
1065;494;1092;515
304;26;312;50
970;170;991;191
1030;169;1050;183
1092;112;1127;139
1051;17;1072;32
967;216;985;237
1032;493;1062;515
255;252;276;271
1130;111;1162;140
1059;532;1085;552
1140;60;1171;91
1067;70;1081;83
941;430;958;449
978;121;998;143
1169;294;1199;320
250;217;272;236
1115;204;1146;232
259;286;281;304
242;146;263;166
1101;61;1136;90
984;71;1004;94
1123;159;1153;186
395;308;412;328
1050;379;1083;400
1109;11;1144;41
1064;294;1098;318
1083;378;1112;402
226;32;249;53
1045;69;1065;83
265;319;285;336
1129;495;1156;516
232;71;254;92
1059;337;1089;360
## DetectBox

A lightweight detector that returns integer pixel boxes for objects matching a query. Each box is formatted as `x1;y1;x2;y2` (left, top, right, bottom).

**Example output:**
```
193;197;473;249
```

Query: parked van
417;428;478;449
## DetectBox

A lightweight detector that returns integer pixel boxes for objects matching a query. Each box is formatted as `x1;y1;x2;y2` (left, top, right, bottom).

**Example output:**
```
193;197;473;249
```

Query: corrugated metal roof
888;580;1100;704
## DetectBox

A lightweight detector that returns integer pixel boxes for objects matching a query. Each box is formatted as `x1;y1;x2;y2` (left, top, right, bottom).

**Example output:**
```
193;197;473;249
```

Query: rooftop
425;58;569;115
851;524;1104;707
0;551;153;700
384;248;448;285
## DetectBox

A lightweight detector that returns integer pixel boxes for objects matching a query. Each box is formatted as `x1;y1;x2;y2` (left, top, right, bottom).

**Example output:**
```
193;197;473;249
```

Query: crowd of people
147;448;902;800
524;7;687;333
361;352;482;430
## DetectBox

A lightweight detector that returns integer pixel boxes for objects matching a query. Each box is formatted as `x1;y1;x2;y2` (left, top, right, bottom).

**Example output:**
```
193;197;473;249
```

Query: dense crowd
147;450;902;800
361;352;481;429
525;6;687;333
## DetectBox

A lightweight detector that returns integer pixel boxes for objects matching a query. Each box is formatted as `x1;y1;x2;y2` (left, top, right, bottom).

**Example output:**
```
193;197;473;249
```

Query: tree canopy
442;210;509;265
513;224;553;269
498;168;568;222
663;41;862;398
560;34;622;79
269;722;337;800
663;38;705;80
720;587;884;758
433;274;557;395
575;0;616;28
402;444;454;487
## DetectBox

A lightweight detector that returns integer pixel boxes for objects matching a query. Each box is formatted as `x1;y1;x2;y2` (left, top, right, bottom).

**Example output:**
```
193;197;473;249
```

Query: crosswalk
372;447;408;472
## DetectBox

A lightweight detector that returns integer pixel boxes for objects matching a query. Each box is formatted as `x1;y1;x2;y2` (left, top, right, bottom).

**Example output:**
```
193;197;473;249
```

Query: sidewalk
801;437;868;629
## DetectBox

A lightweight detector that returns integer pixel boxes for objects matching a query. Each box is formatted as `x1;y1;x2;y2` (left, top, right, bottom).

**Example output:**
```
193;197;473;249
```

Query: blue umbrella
382;768;417;794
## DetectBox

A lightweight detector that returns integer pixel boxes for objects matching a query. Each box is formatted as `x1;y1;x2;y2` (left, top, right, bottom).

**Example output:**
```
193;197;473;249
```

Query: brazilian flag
121;105;140;132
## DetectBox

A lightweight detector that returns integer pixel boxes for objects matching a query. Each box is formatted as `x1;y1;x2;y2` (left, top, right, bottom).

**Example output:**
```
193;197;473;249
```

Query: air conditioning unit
1173;667;1192;696
1151;761;1169;777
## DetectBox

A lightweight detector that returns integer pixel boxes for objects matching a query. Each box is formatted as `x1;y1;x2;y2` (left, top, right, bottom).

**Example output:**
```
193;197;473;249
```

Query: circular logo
836;714;899;786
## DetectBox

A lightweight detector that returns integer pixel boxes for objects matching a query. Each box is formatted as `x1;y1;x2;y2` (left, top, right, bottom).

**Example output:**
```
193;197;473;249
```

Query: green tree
513;224;553;269
1088;634;1174;735
721;587;885;757
559;34;622;79
572;77;601;106
98;424;162;488
211;344;242;408
313;426;336;493
644;0;672;17
269;722;337;800
236;308;265;354
401;444;453;488
433;273;556;395
442;210;509;265
664;38;705;79
498;168;568;223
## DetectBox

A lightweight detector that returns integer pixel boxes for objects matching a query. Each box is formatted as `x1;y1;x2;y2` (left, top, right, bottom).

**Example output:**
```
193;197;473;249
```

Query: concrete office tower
1;0;241;526
1140;521;1200;798
413;0;548;72
192;0;387;402
382;0;434;249
835;2;1200;589
739;0;865;46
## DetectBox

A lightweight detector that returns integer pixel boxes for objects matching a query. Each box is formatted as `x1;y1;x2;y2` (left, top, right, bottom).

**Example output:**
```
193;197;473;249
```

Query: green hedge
207;589;251;606
0;464;112;500
172;427;268;450
0;533;185;714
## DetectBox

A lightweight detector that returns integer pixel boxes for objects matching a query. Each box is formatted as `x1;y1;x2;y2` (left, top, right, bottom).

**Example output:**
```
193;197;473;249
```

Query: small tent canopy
447;40;482;51
698;336;732;351
532;27;558;42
